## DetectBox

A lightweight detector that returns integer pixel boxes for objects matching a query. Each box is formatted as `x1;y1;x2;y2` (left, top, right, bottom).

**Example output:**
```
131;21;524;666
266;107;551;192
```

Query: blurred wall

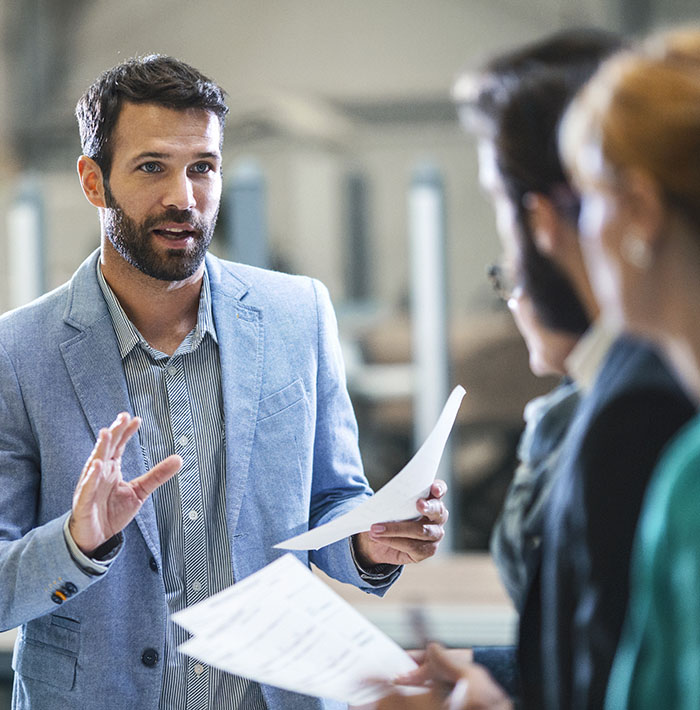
2;0;700;312
0;0;614;313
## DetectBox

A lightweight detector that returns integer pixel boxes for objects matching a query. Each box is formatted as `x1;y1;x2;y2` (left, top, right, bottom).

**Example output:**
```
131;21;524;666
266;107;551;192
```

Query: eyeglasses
486;262;516;302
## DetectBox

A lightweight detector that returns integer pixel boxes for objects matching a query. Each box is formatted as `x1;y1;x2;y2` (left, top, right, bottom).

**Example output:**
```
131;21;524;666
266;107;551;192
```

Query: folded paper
276;385;466;551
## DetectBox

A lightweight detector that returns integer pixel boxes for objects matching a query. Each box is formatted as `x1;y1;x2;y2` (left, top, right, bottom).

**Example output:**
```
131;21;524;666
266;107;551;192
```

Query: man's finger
370;520;445;542
429;480;447;499
111;415;141;460
370;535;442;563
101;413;127;463
78;428;110;484
73;459;105;509
417;498;449;523
130;455;183;501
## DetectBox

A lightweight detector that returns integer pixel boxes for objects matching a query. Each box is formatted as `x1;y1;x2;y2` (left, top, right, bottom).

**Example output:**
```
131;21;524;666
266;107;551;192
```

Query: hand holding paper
275;385;466;553
353;479;448;567
173;554;422;705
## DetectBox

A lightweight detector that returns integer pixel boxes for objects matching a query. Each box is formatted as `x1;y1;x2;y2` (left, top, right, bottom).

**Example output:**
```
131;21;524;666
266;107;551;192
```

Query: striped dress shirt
97;264;267;710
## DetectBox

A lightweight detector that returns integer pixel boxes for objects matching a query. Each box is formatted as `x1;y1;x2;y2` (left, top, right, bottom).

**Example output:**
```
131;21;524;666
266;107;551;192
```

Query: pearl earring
621;231;652;270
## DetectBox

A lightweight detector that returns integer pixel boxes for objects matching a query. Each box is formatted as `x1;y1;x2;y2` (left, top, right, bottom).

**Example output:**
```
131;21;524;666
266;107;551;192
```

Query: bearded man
0;55;448;710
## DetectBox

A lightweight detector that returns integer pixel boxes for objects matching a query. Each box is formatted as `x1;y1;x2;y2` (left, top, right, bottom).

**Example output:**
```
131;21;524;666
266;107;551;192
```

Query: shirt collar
565;319;618;393
96;258;218;360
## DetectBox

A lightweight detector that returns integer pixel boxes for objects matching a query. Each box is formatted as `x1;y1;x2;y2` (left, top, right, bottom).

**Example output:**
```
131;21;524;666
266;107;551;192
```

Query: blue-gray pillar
408;163;453;551
224;160;269;269
344;171;371;301
6;175;45;310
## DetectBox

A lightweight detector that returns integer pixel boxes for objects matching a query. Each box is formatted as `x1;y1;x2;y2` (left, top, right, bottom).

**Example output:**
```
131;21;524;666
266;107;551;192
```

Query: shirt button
178;435;189;447
167;366;177;376
194;663;205;676
191;580;202;592
188;509;199;521
141;648;159;667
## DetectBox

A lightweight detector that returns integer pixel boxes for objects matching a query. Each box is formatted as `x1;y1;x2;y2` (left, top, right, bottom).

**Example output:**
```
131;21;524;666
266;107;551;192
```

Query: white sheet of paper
275;384;466;551
173;554;418;705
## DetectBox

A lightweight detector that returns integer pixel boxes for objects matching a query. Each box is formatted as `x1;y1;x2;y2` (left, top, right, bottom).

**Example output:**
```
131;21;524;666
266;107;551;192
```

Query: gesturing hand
69;412;182;555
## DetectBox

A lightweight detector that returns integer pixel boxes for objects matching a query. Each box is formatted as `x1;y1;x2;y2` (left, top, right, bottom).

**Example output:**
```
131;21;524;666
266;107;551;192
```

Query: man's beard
102;182;218;281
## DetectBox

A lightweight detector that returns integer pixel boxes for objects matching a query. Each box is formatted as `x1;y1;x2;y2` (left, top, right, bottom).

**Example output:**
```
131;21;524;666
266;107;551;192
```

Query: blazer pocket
13;639;77;690
34;614;81;654
50;614;81;634
257;379;307;422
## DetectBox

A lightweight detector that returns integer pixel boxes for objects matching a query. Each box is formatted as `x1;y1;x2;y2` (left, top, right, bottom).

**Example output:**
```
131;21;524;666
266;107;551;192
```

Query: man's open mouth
152;225;197;240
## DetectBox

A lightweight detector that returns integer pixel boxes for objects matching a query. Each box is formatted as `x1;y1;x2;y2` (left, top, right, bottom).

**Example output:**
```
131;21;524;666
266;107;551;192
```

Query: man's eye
191;162;212;174
140;162;161;173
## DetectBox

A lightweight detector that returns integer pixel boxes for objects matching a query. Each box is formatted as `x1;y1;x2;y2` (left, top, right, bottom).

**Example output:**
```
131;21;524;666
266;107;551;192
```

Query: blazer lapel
207;256;263;539
59;251;161;557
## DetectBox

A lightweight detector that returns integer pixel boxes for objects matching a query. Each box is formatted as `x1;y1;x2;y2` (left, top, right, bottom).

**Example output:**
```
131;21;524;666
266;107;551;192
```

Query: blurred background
0;0;698;703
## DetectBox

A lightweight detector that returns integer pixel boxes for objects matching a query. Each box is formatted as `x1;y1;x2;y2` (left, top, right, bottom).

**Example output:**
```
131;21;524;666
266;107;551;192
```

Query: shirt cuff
349;535;400;583
63;516;123;577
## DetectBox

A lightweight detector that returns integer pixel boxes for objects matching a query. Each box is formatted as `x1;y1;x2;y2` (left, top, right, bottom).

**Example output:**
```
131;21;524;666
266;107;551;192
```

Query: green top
606;412;700;710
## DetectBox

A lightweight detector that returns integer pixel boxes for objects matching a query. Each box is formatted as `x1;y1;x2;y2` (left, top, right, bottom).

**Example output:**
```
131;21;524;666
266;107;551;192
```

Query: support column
225;159;269;269
408;163;453;550
6;175;44;310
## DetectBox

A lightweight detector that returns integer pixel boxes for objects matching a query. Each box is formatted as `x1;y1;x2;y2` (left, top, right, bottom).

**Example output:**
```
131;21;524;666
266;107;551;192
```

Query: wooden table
316;552;516;648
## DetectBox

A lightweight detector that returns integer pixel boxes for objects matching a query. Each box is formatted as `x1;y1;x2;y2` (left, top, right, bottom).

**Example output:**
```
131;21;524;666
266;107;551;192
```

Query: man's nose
162;172;196;211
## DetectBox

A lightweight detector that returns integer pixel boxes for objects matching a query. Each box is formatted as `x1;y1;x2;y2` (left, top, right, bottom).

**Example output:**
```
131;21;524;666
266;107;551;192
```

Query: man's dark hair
76;54;229;179
455;29;624;335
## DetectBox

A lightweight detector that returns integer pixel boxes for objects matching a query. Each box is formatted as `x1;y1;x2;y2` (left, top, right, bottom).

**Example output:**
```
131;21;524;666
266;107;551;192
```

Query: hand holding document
276;385;466;551
173;554;421;705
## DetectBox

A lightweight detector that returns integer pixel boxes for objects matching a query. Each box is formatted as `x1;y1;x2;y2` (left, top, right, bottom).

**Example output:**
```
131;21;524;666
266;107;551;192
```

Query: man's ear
77;156;107;208
522;192;561;256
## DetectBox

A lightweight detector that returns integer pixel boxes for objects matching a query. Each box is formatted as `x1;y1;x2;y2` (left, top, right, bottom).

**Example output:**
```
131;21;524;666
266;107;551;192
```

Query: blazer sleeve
304;279;400;594
571;386;694;710
0;341;103;631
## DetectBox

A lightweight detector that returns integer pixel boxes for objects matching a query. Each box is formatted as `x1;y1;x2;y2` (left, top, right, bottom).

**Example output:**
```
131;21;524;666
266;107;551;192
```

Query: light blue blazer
0;250;391;709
